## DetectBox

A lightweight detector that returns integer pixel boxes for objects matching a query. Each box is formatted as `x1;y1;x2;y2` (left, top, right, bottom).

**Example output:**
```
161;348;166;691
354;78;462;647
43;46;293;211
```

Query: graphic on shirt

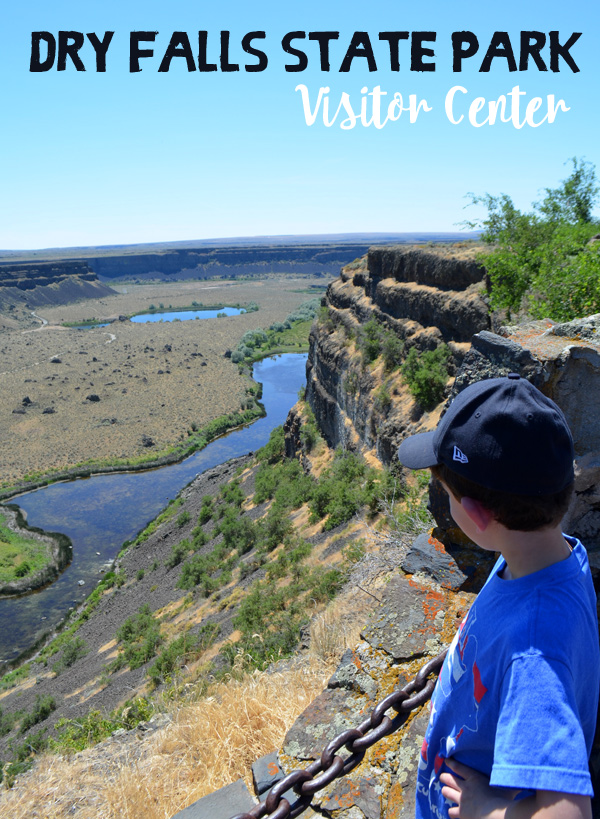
417;604;488;815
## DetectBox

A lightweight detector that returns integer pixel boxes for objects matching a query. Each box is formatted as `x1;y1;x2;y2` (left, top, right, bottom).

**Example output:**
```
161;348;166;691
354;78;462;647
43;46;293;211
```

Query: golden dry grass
0;659;334;819
0;584;377;819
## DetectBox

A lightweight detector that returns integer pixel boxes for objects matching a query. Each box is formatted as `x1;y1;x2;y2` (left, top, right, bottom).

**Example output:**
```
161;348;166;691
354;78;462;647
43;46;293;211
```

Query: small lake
0;354;307;665
131;307;244;323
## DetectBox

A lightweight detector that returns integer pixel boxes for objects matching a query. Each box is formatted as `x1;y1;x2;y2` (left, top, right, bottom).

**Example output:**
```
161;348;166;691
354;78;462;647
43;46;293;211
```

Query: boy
397;373;600;819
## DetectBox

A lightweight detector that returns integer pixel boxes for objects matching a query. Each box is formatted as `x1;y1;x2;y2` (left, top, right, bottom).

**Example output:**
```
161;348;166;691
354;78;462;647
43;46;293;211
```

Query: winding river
0;354;307;665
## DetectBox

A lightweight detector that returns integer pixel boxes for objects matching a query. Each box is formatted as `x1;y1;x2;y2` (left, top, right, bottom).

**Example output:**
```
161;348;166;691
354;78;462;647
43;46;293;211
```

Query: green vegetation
52;637;88;675
50;697;154;755
148;623;219;686
230;298;320;365
401;345;451;410
465;158;600;321
357;319;404;370
0;511;52;584
110;605;162;672
19;695;56;735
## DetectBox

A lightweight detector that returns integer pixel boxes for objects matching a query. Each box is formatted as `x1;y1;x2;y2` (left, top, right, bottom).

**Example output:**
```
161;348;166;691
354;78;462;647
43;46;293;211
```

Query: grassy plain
0;512;48;583
0;277;326;488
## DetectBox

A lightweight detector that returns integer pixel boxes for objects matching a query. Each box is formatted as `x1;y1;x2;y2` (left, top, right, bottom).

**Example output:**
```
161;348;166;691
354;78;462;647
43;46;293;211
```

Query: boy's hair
431;462;574;531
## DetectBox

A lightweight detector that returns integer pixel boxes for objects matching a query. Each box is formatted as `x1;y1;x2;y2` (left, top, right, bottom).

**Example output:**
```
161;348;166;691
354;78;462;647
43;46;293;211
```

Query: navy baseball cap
397;374;574;495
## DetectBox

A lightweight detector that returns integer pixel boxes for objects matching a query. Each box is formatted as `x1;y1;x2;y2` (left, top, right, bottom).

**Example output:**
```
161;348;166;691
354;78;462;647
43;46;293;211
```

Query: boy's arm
440;759;592;819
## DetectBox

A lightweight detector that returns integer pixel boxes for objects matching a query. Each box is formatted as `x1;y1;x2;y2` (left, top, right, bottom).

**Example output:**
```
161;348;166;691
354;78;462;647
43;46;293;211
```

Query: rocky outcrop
451;314;600;550
305;245;490;463
0;260;115;308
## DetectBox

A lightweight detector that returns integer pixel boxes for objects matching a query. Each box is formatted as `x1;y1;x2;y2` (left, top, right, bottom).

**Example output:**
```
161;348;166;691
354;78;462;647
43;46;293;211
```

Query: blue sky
0;1;598;249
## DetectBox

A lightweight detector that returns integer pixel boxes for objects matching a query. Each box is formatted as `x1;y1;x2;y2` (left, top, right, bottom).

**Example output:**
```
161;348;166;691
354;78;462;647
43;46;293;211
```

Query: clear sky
0;1;598;250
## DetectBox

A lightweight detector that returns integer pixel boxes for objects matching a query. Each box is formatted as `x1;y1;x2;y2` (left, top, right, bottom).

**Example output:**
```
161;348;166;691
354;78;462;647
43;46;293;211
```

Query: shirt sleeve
490;652;593;796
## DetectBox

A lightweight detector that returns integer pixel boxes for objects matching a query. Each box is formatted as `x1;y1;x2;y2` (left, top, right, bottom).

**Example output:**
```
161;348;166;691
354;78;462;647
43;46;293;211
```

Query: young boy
397;373;600;819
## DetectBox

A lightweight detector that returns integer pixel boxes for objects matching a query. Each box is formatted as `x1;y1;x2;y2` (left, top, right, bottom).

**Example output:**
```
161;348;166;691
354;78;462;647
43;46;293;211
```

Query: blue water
0;354;307;665
131;307;244;323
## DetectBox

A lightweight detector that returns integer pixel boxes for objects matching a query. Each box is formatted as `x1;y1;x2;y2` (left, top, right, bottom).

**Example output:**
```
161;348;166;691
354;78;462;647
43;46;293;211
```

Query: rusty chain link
230;647;448;819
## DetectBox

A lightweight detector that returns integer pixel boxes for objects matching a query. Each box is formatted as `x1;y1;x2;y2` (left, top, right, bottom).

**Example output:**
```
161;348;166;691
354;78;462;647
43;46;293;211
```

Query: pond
131;307;245;323
0;354;307;665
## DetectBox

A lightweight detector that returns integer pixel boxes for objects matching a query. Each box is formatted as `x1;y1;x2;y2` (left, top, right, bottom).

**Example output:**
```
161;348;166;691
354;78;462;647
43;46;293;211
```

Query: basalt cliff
289;244;490;464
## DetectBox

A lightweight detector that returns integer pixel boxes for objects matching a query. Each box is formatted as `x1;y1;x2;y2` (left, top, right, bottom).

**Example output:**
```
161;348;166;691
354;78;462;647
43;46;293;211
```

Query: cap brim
397;431;438;469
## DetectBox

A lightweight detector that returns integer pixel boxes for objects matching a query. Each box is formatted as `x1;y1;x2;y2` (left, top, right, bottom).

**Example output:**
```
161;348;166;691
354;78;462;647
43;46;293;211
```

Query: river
0;354;307;665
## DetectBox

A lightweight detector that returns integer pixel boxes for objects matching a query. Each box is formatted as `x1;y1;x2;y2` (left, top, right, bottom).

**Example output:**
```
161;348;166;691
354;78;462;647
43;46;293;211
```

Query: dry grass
0;658;335;819
0;585;379;819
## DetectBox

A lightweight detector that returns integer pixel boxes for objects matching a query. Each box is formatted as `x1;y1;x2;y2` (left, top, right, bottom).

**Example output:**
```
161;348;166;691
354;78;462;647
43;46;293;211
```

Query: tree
465;159;600;320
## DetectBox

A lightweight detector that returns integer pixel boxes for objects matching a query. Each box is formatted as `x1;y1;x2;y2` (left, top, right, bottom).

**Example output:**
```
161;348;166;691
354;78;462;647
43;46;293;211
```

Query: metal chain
230;647;448;819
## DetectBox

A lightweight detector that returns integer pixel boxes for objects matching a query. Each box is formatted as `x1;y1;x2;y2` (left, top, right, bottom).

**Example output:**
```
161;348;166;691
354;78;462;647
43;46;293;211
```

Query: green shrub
148;623;219;686
19;695;56;734
52;637;88;675
359;319;382;364
111;604;162;671
176;510;191;528
382;332;404;372
165;539;192;569
374;382;392;413
401;345;451;410
198;496;214;524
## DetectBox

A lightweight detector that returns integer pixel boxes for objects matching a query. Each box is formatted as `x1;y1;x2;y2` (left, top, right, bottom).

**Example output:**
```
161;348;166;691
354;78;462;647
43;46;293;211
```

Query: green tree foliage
402;345;451;410
466;158;600;320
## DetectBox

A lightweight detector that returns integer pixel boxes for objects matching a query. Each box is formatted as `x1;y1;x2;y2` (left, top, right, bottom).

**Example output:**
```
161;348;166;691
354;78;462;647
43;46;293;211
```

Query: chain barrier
230;647;448;819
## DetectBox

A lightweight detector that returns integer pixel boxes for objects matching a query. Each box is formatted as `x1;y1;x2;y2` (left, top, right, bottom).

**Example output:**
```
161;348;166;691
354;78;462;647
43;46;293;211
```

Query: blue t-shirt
415;536;600;819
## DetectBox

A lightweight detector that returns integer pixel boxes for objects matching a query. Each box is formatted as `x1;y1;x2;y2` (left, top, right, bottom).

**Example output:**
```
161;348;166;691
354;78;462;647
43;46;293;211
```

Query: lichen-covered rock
280;567;474;817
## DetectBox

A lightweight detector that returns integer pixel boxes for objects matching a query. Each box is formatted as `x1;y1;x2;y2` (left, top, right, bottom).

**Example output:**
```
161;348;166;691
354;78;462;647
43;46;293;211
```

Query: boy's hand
440;759;512;818
440;759;592;819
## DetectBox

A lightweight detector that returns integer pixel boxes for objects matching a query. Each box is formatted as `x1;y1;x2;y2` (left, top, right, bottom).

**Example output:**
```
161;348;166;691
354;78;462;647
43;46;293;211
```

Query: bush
382;333;404;372
176;510;190;528
112;604;162;671
52;637;88;675
359;319;382;364
374;382;392;413
401;345;451;410
20;695;56;734
198;496;214;524
165;539;192;569
465;158;600;320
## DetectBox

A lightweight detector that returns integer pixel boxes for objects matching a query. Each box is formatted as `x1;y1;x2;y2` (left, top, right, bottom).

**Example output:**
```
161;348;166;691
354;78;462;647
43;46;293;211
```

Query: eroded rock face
304;246;490;464
451;316;600;550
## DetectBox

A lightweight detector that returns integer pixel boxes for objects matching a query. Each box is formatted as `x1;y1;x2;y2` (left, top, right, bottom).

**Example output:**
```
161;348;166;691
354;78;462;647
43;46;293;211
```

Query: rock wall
304;245;490;463
275;314;600;819
0;260;115;308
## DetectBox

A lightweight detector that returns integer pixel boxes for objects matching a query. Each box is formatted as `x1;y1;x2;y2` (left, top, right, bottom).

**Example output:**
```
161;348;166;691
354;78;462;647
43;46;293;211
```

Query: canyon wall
0;260;115;308
303;244;490;463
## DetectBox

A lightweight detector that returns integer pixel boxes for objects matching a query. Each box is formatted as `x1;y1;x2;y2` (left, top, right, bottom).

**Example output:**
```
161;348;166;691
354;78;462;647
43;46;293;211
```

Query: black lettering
451;31;479;71
87;32;114;72
58;31;85;71
519;32;547;71
340;32;377;72
550;31;581;73
282;32;308;72
378;32;409;72
411;32;436;72
242;31;267;72
198;32;217;72
30;32;56;72
158;32;196;72
308;32;339;71
130;31;157;72
480;32;517;72
220;31;239;72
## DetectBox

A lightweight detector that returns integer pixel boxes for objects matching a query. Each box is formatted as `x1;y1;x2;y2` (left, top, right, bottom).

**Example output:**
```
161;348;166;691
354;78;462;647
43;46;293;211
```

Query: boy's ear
461;496;494;532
